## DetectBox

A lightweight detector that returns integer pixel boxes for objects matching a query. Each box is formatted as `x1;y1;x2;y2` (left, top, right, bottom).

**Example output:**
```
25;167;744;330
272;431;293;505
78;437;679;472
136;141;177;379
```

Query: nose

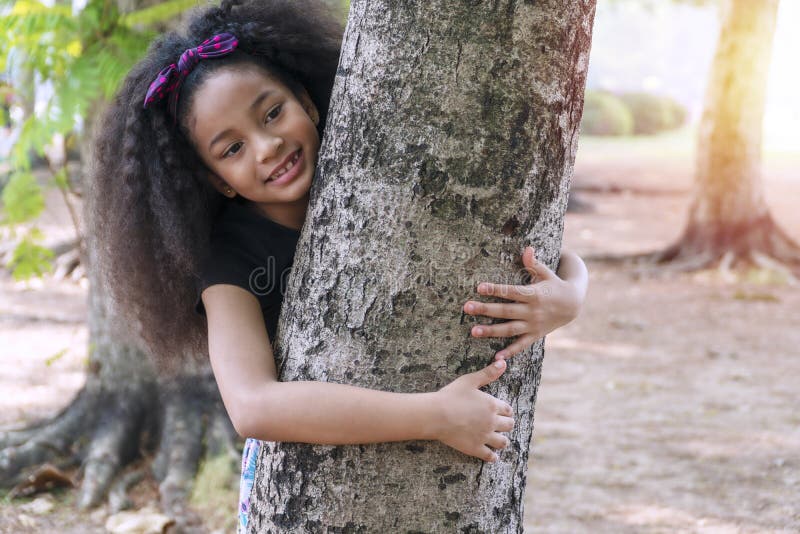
255;134;284;164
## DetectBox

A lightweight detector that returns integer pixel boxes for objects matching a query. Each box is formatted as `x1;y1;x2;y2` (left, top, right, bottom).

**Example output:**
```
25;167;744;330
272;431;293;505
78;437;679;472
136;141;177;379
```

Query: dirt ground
1;130;798;533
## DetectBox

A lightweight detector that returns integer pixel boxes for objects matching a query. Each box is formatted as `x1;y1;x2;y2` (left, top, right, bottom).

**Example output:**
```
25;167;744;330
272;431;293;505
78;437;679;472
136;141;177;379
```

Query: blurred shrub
661;95;688;130
617;92;687;134
580;90;634;136
581;90;688;136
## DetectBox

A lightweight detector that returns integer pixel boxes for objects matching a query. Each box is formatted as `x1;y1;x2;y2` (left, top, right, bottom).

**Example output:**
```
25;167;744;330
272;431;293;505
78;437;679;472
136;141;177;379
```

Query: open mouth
266;149;302;183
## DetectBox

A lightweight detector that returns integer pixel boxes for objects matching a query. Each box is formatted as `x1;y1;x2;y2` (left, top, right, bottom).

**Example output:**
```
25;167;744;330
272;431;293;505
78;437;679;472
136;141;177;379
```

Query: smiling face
186;65;320;226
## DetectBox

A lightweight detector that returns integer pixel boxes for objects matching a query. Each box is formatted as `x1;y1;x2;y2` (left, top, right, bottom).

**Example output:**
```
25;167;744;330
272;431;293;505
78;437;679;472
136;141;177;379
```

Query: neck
251;194;309;231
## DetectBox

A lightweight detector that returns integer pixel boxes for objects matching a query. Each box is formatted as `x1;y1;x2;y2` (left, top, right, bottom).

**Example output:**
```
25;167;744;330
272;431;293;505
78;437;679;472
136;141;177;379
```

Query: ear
207;172;236;198
297;87;320;126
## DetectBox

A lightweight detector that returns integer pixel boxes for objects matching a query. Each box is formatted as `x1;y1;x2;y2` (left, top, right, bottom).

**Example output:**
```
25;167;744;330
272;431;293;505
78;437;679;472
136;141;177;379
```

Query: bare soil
1;132;798;532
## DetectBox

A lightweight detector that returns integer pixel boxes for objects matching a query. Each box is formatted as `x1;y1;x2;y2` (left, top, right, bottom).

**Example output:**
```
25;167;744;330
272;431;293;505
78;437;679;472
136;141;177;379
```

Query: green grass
189;454;239;532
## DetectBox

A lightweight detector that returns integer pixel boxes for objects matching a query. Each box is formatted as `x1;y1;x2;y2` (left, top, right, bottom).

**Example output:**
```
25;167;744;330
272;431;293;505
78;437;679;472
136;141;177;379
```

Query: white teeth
268;151;300;181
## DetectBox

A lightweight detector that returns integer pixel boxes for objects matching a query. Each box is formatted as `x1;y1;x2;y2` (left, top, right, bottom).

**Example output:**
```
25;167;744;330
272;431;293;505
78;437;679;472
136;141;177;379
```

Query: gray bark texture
249;0;596;531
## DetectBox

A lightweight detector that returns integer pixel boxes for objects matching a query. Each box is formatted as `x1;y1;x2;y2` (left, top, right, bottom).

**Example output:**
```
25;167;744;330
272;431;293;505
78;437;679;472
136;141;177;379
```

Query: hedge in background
580;90;634;136
581;90;687;137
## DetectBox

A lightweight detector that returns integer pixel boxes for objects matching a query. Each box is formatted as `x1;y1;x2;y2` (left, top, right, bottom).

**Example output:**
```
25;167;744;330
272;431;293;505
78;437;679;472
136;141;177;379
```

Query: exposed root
0;373;238;524
77;387;152;509
108;466;147;513
0;386;98;451
0;388;97;486
584;214;800;282
152;375;222;531
154;388;205;512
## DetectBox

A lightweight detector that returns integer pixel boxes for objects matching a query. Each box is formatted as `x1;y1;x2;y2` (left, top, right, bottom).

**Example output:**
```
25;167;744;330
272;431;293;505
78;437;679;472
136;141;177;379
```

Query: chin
267;176;312;204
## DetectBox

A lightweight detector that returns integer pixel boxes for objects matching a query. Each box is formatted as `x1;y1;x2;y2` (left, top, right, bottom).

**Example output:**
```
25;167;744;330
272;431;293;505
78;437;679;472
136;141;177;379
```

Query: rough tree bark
249;0;596;531
0;0;238;524
610;0;800;277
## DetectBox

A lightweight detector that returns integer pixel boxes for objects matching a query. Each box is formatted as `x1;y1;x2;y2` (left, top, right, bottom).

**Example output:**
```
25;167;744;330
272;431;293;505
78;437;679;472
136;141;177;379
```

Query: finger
472;320;528;339
486;432;509;450
475;283;537;301
523;246;558;283
468;359;506;388
477;446;498;463
465;301;527;320
495;334;537;360
495;400;513;416
495;415;515;432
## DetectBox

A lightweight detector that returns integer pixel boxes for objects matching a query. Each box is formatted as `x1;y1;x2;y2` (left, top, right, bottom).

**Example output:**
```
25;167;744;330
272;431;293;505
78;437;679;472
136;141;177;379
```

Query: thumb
469;359;507;388
523;246;557;283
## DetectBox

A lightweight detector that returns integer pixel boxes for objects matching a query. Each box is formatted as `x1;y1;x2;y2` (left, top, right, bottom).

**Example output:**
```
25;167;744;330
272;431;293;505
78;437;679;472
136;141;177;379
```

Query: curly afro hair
88;0;343;371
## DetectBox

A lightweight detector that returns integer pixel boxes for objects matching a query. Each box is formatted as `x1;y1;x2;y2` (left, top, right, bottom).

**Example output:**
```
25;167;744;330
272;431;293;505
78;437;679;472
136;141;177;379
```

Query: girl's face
187;66;320;209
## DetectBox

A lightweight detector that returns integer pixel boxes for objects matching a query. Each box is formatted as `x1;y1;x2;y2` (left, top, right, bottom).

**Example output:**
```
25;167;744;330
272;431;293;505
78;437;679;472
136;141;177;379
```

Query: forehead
188;66;289;141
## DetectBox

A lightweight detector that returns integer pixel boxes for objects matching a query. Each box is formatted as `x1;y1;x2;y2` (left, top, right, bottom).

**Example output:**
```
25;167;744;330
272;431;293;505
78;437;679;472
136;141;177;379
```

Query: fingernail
474;327;483;336
496;351;506;359
465;303;474;313
494;360;504;369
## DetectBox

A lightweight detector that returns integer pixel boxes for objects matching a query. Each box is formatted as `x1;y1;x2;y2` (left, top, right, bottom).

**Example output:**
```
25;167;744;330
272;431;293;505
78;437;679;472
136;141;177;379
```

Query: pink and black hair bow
143;33;239;121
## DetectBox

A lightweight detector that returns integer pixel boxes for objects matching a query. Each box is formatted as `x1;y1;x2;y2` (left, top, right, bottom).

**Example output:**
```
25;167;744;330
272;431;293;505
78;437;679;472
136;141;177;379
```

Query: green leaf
7;230;54;280
45;347;69;366
1;171;44;224
11;116;55;168
52;167;69;190
119;0;202;28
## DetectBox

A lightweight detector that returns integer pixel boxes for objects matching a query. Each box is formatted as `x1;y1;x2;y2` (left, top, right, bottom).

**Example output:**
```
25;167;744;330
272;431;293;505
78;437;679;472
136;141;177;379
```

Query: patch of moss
189;454;239;531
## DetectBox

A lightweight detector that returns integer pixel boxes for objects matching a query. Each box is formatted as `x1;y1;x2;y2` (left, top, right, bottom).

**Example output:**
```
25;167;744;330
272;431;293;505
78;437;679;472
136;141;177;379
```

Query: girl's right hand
433;360;515;462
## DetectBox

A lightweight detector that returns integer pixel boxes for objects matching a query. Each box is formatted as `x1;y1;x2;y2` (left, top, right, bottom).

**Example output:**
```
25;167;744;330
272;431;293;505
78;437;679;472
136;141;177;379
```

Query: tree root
0;388;97;485
0;373;238;528
77;386;153;509
584;213;800;281
108;466;147;513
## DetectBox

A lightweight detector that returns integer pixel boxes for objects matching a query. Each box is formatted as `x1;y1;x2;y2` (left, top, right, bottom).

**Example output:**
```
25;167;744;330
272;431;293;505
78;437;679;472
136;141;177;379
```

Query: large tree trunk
0;1;238;526
0;97;236;522
248;1;596;531
634;0;800;276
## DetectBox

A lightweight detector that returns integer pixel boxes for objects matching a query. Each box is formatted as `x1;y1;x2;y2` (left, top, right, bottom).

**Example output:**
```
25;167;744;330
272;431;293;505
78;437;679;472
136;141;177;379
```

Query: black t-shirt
195;199;300;342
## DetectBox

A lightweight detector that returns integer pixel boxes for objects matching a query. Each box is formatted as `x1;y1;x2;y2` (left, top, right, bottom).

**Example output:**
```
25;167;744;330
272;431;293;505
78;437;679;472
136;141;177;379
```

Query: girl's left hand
463;246;583;361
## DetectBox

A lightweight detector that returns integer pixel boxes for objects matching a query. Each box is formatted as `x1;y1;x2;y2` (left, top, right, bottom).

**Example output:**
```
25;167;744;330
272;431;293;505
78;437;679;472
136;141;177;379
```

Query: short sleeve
194;241;277;317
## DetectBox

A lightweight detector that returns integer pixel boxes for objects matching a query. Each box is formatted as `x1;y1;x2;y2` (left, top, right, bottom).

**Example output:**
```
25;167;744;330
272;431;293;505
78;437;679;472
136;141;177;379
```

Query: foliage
1;169;43;223
7;226;54;279
581;90;634;136
661;95;688;130
0;0;198;280
617;91;686;135
581;89;688;137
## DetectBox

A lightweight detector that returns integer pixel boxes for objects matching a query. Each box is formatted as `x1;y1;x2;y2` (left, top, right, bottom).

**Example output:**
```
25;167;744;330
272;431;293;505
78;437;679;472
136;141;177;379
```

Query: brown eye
265;104;282;123
223;142;243;158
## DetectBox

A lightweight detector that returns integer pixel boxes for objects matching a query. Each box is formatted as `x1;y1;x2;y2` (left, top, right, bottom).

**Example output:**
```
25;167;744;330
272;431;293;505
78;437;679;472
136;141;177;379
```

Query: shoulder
195;200;298;315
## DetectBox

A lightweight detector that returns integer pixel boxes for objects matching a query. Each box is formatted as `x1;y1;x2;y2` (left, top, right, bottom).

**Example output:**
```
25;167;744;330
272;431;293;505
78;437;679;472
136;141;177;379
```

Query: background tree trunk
249;0;596;531
644;0;800;275
0;0;238;524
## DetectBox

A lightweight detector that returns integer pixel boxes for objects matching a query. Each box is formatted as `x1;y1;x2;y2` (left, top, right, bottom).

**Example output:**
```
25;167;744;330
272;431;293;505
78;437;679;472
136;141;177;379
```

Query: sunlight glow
764;0;800;152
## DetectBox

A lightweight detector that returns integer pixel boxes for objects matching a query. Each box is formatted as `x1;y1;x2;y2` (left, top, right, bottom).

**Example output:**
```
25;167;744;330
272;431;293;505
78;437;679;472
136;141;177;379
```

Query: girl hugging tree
90;0;588;529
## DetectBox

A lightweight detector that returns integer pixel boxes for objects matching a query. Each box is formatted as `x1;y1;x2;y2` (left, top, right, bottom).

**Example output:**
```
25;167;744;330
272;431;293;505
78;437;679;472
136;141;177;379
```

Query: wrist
413;391;443;441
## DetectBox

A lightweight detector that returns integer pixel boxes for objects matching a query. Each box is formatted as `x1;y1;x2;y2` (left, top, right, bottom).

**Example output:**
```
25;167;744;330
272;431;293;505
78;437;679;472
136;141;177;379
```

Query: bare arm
242;381;438;444
203;284;513;460
555;248;589;305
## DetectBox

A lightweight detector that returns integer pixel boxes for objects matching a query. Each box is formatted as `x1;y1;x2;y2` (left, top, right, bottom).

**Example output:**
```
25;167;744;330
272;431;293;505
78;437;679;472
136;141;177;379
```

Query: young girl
91;0;588;528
